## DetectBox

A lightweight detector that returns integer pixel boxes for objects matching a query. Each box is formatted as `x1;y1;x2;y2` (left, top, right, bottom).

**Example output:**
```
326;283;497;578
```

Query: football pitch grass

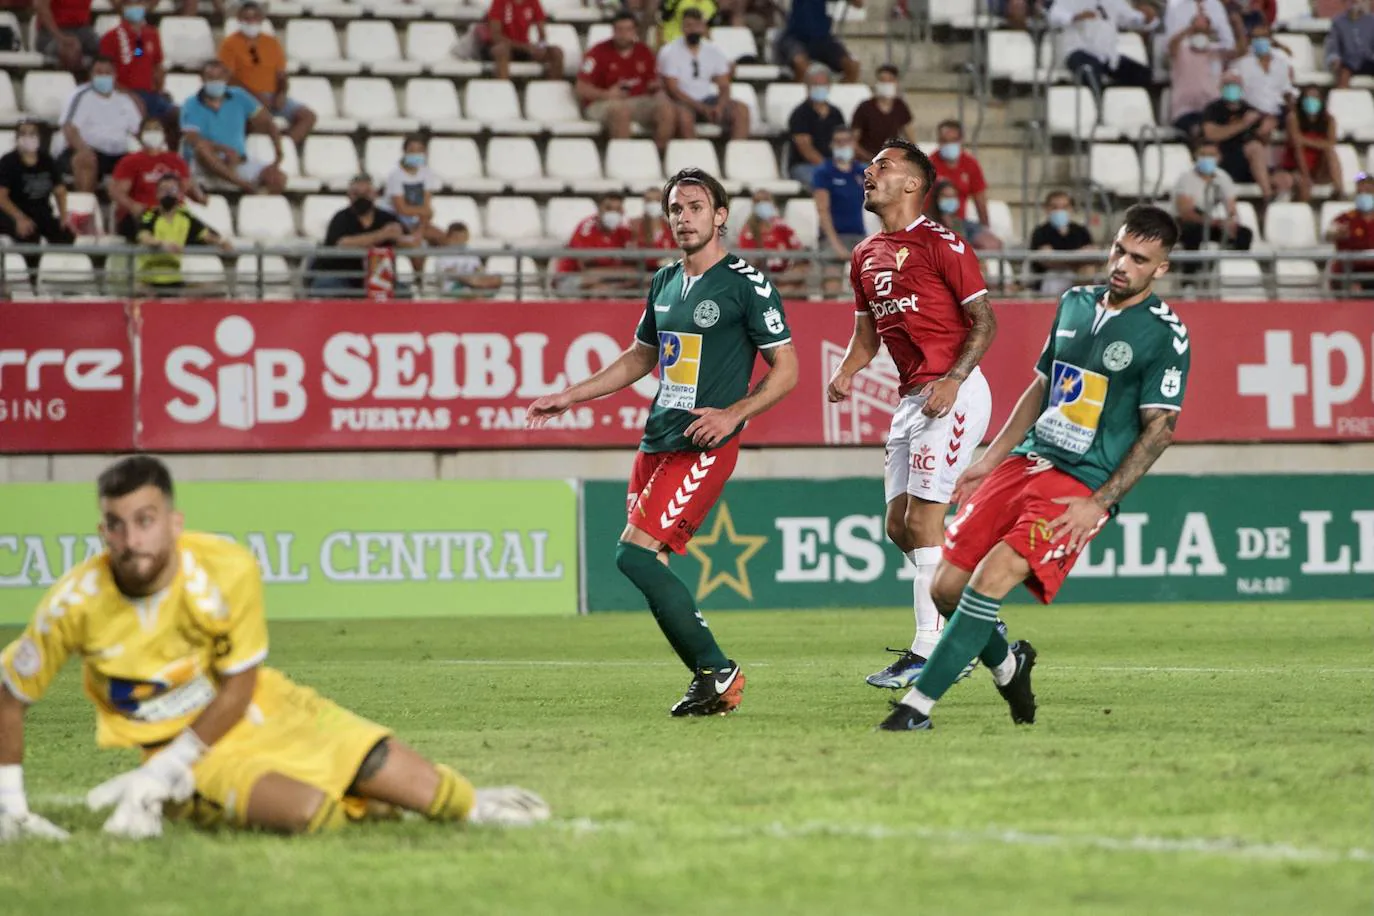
1;602;1370;916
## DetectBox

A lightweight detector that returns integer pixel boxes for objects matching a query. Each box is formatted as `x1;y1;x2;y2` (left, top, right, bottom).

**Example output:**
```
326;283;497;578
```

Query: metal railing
2;242;1369;302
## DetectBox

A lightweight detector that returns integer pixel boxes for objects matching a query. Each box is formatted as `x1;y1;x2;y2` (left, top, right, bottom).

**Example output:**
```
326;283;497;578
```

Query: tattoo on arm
1093;408;1179;509
947;294;997;381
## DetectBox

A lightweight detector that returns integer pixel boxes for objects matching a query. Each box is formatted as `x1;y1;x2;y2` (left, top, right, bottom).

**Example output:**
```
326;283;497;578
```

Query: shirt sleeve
934;229;989;305
849;248;868;315
0;569;92;704
1139;321;1191;412
1029;224;1051;248
745;276;791;349
0;155;15;192
139;208;158;233
187;213;212;243
324;210;348;246
530;0;547;23
193;559;269;677
179;101;201;135
966;157;988;196
634;274;659;347
1033;298;1064;379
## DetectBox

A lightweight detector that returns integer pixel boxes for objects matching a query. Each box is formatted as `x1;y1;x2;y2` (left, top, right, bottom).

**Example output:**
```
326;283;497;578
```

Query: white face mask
874;82;898;99
601;211;623;231
240;22;262;38
1188;32;1210;51
17;135;39;154
141;130;165;149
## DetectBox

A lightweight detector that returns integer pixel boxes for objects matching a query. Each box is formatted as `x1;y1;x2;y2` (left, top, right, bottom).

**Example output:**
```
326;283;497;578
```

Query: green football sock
615;541;729;671
911;587;1003;702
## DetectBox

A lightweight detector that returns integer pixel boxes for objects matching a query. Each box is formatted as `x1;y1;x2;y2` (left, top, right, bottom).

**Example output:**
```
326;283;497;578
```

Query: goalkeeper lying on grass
0;455;548;842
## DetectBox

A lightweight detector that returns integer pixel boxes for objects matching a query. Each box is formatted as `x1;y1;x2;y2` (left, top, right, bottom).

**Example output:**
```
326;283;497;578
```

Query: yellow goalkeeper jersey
0;531;269;750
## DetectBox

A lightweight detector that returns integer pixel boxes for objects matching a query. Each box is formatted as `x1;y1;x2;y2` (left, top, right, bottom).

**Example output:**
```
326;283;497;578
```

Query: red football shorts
942;454;1108;604
625;438;741;553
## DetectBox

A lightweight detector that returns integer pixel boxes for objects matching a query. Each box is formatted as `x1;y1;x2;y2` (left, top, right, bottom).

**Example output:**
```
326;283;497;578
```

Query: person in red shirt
930;119;996;241
99;1;176;125
553;193;636;293
736;189;807;294
110;115;206;239
627;186;676;272
827;137;999;704
1327;173;1374;294
481;0;563;81
575;11;677;150
35;0;98;74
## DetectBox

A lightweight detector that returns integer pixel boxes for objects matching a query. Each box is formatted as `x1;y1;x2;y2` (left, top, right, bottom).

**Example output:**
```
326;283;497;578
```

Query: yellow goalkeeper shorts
167;667;391;829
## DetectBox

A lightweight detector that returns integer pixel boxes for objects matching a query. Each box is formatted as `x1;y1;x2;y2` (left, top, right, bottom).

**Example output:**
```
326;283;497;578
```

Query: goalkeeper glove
87;730;204;840
468;786;551;827
0;765;69;842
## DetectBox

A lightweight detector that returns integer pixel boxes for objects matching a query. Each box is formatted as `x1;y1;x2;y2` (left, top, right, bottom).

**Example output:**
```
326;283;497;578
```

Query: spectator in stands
53;57;142;193
35;0;98;74
1328;173;1374;293
1284;87;1343;202
658;0;729;45
930;179;1003;251
577;12;678;152
136;174;232;292
850;65;916;162
1230;21;1296;117
434;222;503;297
987;0;1033;31
111;114;205;240
737;188;808;294
99;0;175;130
813;126;866;261
1200;69;1291;201
1224;0;1275;37
930;119;1000;247
657;9;749;140
1173;140;1253;272
481;0;564;81
1028;190;1096;298
1326;0;1374;88
553;193;636;293
1164;0;1236;53
776;0;860;82
380;135;446;245
627;186;676;271
312;174;418;294
1167;5;1229;139
0;121;74;282
787;64;846;185
180;60;288;195
1048;0;1157;102
219;3;317;151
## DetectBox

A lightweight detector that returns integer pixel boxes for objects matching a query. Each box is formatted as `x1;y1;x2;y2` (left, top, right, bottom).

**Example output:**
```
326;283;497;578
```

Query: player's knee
425;764;476;823
302;795;349;834
884;515;909;547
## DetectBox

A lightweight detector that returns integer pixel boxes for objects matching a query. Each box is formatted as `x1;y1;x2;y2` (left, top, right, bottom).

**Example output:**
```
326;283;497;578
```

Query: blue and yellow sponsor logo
658;331;702;386
107;657;200;715
1049;361;1108;429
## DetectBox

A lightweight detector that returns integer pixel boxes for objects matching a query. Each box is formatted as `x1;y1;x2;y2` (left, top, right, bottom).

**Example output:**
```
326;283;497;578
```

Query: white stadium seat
545;137;619;194
363;134;405;180
1318;200;1348;240
342;77;418;133
724;139;799;195
604;139;664;188
545;196;596;243
584;23;612;51
235;254;295;300
301;194;346;241
64;191;103;237
1326;89;1374;141
429;137;503;193
1277;34;1325;85
403;78;479;134
783;196;819;245
525;80;599;135
728;82;762;135
22;71;76;122
485;136;562;193
1099;86;1158;141
463;79;539;133
484;196;545;245
711;26;758;62
237;195;298;243
285;20;361;75
289;76;357;133
346;21;422;77
1263;202;1320;249
430;196;483;238
542;23;581;76
187;195;234;238
0;73;20;124
163;72;201;105
1047;86;1099;139
1331;144;1359;197
1217;257;1267;300
302;135;362;190
1090;143;1142;196
763;82;806;131
1116;32;1148;66
540;0;601;23
224;18;276;37
968;198;1015;244
1274;258;1321;300
1142;143;1193;197
37;252;93;294
179;254;227;287
480;254;544;300
665;139;721;181
159;17;216;69
986;30;1036;82
405;22;481;77
828;84;872;123
245;134;317;192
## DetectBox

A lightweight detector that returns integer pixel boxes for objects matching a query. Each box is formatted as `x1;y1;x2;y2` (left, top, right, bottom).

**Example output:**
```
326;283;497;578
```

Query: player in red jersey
826;137;1000;696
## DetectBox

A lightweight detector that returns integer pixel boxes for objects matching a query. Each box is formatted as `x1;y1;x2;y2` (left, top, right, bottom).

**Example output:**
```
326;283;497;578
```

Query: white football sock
906;546;943;657
899;687;936;716
990;650;1017;687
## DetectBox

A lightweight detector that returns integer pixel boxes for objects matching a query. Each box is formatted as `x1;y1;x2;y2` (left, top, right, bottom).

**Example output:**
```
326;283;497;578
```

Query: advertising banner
582;475;1374;611
0;480;577;624
0;301;135;453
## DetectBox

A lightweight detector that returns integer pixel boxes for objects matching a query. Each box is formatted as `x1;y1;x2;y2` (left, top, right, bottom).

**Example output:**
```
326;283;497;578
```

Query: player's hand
918;375;962;418
683;406;741;449
951;456;995;506
468;786;551;827
826;369;853;402
0;811;70;843
1045;495;1109;554
526;391;575;427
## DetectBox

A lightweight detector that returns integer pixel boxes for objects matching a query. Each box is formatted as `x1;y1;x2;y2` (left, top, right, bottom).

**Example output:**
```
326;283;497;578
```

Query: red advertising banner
131;298;1374;451
0;301;135;453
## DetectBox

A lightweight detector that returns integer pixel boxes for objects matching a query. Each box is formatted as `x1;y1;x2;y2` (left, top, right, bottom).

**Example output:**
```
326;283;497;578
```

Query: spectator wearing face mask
930;179;1003;251
52;57;142;193
737;189;807;294
850;65;916;163
312;174;417;294
99;1;175;128
1167;4;1231;139
434;221;503;297
219;3;317;151
180;60;288;194
1230;23;1295;118
554;194;636;293
111;116;205;240
812;126;866;261
627;187;676;271
0;120;74;283
930;119;998;244
787;65;847;185
136;174;232;292
1327;0;1374;88
1173;140;1253;272
657;9;750;141
379;135;446;246
1048;0;1158;102
1028;190;1096;298
1283;88;1343;203
1200;70;1289;201
1328;174;1374;293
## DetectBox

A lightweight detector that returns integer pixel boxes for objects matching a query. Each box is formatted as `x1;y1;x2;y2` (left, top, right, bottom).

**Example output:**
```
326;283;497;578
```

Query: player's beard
676;224;715;256
111;548;173;597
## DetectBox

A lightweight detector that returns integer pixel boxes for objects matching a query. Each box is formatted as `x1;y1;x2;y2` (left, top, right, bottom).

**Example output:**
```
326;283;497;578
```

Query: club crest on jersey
763;306;785;335
1160;367;1182;398
1102;341;1133;371
693;299;720;328
895;247;909;271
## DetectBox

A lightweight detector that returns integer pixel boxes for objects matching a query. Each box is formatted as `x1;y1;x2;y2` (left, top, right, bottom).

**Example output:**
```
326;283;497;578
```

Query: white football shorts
883;366;992;505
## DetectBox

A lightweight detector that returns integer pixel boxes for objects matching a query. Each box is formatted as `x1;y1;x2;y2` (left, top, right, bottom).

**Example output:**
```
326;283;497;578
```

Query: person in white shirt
1230;23;1296;118
1048;0;1158;101
379;134;446;245
1163;0;1235;51
434;222;502;297
53;56;141;192
655;8;749;140
1172;139;1253;271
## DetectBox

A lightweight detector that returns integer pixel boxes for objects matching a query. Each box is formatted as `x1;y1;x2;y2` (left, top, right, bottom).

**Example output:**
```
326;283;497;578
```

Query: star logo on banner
686;502;767;602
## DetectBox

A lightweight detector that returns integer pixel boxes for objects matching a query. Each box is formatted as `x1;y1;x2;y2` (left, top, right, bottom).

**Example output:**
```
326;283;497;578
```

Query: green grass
1;602;1371;916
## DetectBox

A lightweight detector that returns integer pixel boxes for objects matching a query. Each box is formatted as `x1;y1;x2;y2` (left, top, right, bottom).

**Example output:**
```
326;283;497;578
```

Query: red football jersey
111;150;190;219
100;22;163;92
738;218;804;273
51;0;93;29
930;151;986;211
578;40;657;97
556;215;632;273
485;0;545;43
849;215;989;392
1333;211;1374;253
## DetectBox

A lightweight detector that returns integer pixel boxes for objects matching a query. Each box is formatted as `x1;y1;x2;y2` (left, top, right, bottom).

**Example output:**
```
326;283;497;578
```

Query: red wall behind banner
0;302;135;453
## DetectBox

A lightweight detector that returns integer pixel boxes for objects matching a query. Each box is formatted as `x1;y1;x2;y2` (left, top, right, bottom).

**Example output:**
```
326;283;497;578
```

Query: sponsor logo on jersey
870;294;920;318
693;299;720;328
107;656;216;723
912;442;936;472
1161;366;1182;398
1102;341;1133;371
1034;361;1108;455
656;331;702;410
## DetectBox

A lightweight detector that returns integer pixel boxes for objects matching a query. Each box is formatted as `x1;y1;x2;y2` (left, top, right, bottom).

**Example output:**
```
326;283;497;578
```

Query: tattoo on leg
353;739;391;787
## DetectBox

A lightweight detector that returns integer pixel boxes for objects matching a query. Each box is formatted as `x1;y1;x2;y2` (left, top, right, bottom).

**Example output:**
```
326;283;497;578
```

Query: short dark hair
611;10;637;27
877;137;936;197
1044;189;1071;206
1120;204;1180;252
92;55;115;68
238;0;263;13
98;455;174;502
402;133;427;149
597;192;624;207
936;119;963;137
681;7;704;21
447;221;469;233
877;63;899;79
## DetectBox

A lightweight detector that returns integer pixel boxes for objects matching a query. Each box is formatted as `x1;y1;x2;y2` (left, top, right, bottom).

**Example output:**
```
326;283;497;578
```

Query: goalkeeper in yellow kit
0;456;548;841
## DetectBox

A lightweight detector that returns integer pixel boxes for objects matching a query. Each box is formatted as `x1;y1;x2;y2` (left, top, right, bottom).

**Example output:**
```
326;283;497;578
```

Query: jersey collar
905;216;925;231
